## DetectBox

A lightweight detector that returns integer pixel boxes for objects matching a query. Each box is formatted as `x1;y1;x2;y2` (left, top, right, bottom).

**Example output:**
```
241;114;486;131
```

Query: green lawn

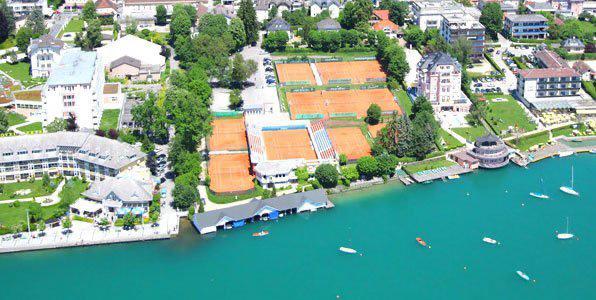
509;131;550;151
0;179;61;201
395;89;412;115
582;81;596;99
403;158;457;174
61;18;84;34
0;62;45;87
99;109;121;131
484;94;536;136
438;128;464;151
452;126;489;142
0;36;16;50
5;111;26;126
206;184;264;204
17;122;42;133
0;178;87;232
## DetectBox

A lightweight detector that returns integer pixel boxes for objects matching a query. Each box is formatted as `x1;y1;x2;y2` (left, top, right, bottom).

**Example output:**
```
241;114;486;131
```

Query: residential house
95;0;118;17
373;19;400;39
82;175;154;215
504;14;548;39
416;52;471;113
572;61;594;81
310;0;340;19
440;13;485;61
0;132;145;183
96;35;165;82
122;0;201;20
370;9;389;23
7;0;52;16
28;34;66;78
316;18;341;31
266;17;292;38
42;49;105;130
255;0;306;22
65;0;90;9
562;37;585;54
13;89;42;120
526;1;557;14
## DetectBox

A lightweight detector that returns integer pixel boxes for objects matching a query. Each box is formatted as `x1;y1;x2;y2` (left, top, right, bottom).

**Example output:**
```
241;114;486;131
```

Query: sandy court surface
208;154;254;194
327;127;371;160
262;129;317;160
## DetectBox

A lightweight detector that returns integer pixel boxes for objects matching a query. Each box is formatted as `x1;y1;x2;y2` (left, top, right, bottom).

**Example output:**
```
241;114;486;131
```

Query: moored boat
560;166;579;196
447;174;460;180
339;247;357;254
516;270;530;281
416;237;427;247
556;217;574;240
529;192;549;199
558;151;574;157
252;230;269;237
482;237;497;244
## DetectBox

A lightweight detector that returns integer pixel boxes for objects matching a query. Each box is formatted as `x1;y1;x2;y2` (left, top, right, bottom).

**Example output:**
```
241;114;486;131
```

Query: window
17;150;28;155
3;152;12;157
32;149;42;154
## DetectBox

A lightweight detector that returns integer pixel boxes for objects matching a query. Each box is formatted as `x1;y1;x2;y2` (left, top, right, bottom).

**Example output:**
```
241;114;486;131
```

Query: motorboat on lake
339;247;357;254
516;271;530;281
252;230;269;237
416;237;427;247
483;237;498;244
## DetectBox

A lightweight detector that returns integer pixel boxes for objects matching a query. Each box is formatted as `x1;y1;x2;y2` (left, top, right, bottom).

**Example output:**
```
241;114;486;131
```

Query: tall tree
229;18;247;51
0;109;8;133
82;0;98;21
404;25;424;48
480;3;504;41
339;0;372;29
0;0;15;42
451;37;473;66
229;54;257;88
25;9;45;36
15;26;33;52
380;0;409;26
237;0;259;45
155;5;167;25
170;5;191;44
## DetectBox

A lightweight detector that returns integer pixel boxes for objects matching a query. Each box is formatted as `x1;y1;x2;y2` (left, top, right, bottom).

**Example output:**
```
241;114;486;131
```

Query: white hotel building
0;132;146;183
42;49;105;130
417;52;471;113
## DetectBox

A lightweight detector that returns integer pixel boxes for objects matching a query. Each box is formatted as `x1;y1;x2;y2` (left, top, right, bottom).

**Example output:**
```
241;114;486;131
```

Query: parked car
61;229;73;235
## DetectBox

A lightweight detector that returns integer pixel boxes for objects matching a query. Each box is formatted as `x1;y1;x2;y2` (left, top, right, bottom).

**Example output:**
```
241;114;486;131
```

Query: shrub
366;104;382;125
357;156;379;179
339;154;348;166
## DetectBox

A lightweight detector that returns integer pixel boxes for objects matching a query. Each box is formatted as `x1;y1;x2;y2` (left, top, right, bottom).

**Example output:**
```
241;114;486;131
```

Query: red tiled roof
95;0;117;9
373;10;390;21
572;61;593;74
519;68;579;79
534;50;568;68
373;19;399;32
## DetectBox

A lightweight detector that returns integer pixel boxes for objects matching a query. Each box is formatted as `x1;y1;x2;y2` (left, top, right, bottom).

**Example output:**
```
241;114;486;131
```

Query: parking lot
470;76;504;94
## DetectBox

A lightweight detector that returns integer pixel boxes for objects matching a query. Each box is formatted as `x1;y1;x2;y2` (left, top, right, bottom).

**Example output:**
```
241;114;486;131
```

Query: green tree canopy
357;156;379;179
340;0;373;29
82;0;97;21
25;9;45;36
0;109;8;133
238;0;259;45
0;0;15;42
479;3;504;40
263;31;289;52
230;18;247;51
366;103;382;125
314;164;339;188
155;5;167;25
379;0;409;26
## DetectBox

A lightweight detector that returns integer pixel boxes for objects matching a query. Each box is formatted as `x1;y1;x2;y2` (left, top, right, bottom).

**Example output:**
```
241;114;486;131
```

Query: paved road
404;46;422;87
49;12;75;37
240;36;281;113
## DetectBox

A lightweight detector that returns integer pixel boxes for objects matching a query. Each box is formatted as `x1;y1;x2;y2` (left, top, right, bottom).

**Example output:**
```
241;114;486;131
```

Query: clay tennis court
262;129;317;160
315;61;386;84
208;154;254;194
209;118;247;151
327;127;371;160
276;63;315;85
287;88;400;119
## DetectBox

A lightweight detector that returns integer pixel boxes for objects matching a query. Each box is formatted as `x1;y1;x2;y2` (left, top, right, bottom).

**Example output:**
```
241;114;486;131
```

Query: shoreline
1;145;593;254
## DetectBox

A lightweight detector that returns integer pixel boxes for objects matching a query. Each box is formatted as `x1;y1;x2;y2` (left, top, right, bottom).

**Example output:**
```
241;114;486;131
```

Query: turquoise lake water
1;155;594;299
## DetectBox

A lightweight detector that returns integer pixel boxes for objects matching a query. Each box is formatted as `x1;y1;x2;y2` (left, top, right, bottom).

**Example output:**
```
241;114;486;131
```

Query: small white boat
339;247;357;254
516;271;530;281
530;179;549;199
558;151;574;157
560;166;579;196
447;174;460;180
483;237;497;244
557;217;574;240
529;192;549;199
590;149;596;154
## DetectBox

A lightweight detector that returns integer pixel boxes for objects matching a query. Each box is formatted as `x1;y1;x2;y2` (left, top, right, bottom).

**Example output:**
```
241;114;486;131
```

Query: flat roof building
504;14;548;39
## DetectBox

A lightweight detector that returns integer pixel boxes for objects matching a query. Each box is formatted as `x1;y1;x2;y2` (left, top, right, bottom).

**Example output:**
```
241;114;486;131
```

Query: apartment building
517;68;582;99
440;13;485;61
411;0;481;31
122;0;200;19
42;49;105;130
0;132;145;183
504;14;549;39
7;0;52;17
417;52;471;113
27;34;65;78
